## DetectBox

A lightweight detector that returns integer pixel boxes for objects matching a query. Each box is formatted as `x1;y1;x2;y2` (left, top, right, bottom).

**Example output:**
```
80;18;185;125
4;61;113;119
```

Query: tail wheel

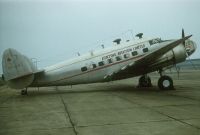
158;75;174;90
21;88;28;95
138;75;152;87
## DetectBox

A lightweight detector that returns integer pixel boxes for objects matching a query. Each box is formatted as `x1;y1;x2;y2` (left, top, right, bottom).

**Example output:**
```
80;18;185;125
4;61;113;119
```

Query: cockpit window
149;38;162;45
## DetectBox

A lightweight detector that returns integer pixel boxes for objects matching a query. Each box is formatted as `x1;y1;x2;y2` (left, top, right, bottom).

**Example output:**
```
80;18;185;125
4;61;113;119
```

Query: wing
104;35;192;81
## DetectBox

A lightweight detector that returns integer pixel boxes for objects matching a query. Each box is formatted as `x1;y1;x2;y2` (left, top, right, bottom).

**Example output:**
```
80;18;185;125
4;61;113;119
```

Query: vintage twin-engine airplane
1;29;197;95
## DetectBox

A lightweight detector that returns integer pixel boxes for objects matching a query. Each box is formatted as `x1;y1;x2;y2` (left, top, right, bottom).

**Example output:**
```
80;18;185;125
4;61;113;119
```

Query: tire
158;75;174;90
138;75;152;87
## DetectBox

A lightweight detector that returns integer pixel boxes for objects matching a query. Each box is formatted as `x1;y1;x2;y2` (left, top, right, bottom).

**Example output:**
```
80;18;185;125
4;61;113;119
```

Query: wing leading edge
104;35;192;81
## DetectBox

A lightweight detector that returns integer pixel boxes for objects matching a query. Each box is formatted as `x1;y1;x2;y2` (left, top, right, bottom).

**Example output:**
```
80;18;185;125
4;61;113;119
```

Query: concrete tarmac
0;70;200;135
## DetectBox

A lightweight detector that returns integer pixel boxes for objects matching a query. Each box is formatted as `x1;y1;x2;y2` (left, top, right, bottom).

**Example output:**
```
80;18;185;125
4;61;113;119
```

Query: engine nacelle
172;44;187;64
149;44;187;70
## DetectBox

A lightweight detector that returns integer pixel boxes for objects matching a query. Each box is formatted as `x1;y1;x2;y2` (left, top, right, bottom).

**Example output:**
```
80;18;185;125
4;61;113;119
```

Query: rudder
2;48;37;89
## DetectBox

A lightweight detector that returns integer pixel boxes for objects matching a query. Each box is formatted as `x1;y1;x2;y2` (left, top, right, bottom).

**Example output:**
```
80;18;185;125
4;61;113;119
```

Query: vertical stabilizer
2;48;36;89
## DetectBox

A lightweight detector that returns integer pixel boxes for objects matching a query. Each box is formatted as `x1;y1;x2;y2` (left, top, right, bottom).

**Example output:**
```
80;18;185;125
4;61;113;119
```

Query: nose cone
185;40;197;56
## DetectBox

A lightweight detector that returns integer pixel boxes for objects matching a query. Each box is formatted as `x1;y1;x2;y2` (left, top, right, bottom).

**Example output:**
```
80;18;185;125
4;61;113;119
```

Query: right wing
104;35;192;81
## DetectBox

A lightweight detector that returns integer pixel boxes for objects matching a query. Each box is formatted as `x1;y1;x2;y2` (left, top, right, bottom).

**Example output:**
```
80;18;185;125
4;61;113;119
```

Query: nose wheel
158;75;174;90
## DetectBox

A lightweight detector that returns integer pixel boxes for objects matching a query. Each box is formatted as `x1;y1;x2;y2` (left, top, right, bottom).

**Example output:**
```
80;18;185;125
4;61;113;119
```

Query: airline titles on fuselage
102;44;145;60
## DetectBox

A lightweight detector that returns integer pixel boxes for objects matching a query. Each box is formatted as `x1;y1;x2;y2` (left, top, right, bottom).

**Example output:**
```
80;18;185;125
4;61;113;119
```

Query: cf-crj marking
1;30;197;95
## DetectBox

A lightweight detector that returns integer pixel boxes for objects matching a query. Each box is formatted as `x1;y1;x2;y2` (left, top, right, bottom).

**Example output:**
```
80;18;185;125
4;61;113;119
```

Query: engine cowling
171;44;187;64
149;44;187;70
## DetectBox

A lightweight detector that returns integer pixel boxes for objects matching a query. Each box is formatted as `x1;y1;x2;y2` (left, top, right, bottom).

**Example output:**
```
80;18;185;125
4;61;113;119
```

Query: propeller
181;29;198;70
174;29;186;79
182;28;191;57
182;28;185;46
174;29;197;79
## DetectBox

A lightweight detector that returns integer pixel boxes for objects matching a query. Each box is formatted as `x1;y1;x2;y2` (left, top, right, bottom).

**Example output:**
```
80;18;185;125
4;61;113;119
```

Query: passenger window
98;61;104;66
143;48;149;53
107;59;113;64
92;64;97;69
124;54;130;59
81;66;87;72
132;51;138;56
116;56;122;61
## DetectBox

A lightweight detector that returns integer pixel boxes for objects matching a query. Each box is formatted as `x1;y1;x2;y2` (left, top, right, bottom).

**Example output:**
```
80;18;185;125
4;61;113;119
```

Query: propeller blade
182;28;185;46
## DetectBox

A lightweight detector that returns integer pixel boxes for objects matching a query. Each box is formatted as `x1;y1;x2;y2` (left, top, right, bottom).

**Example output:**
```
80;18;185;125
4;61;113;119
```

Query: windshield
149;38;162;45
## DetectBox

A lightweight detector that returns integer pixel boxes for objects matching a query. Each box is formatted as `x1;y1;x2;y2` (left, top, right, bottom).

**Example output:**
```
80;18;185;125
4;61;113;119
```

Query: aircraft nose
186;40;197;56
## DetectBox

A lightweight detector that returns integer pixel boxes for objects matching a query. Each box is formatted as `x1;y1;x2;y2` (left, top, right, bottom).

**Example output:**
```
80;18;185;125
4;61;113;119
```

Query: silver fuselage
30;38;195;87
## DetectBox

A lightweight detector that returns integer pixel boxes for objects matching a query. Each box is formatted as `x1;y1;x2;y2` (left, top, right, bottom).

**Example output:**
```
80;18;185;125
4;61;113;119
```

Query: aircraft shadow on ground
23;84;165;97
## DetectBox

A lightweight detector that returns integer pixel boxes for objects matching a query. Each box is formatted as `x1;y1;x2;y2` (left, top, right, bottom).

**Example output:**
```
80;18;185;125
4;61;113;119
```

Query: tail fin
2;48;37;89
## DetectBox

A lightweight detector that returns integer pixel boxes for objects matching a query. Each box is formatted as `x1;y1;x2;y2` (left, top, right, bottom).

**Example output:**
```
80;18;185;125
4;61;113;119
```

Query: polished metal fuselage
31;38;193;87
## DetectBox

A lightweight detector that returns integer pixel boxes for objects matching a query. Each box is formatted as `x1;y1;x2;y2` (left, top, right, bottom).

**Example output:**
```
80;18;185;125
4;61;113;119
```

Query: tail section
2;48;38;89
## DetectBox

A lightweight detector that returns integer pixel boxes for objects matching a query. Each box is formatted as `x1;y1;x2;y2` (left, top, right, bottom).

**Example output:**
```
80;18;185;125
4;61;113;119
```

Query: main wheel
138;75;152;87
158;75;174;90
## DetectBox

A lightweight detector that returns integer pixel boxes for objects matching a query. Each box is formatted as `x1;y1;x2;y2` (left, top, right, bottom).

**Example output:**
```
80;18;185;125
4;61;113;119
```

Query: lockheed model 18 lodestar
1;29;197;95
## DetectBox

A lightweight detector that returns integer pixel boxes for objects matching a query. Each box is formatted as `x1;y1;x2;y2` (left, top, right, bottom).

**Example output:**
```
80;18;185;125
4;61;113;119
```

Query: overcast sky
0;0;200;74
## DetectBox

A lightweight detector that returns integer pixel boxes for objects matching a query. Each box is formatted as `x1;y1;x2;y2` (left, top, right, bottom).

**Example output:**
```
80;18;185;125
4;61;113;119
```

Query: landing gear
138;75;152;88
21;88;28;95
157;69;174;90
137;70;174;90
158;75;174;90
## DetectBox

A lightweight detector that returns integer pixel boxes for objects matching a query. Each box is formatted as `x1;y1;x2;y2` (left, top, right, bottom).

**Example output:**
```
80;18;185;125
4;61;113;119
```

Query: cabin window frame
124;53;130;59
107;58;113;64
81;66;88;72
132;51;138;56
98;61;105;66
143;48;149;53
92;64;97;69
115;56;122;61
